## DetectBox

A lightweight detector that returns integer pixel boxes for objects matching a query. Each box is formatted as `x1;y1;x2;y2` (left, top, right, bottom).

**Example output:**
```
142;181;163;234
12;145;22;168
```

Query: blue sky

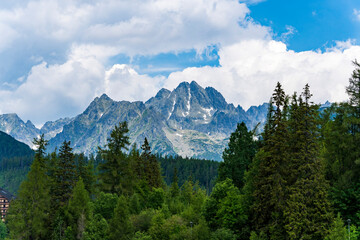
0;0;359;125
249;0;360;51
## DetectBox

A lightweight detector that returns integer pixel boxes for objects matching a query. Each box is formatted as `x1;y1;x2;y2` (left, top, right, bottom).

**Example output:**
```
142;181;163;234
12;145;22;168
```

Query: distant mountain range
0;81;271;161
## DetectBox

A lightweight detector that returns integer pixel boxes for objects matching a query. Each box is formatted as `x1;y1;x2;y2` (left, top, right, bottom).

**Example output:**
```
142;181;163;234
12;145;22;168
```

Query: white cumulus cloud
165;40;360;109
0;0;359;126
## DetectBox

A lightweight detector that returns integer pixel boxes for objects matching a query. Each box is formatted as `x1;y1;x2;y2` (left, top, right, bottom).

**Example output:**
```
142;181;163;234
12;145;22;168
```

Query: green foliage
52;140;77;208
0;221;7;240
138;138;163;189
8;70;360;240
132;231;152;240
203;179;247;234
251;82;289;238
98;121;134;195
251;83;333;239
131;209;156;233
325;213;347;240
321;61;360;228
0;131;34;193
83;214;109;240
249;231;267;240
218;122;258;189
67;178;91;240
109;195;133;240
7;158;51;239
210;228;236;240
148;187;165;209
170;167;180;198
149;214;186;240
0;131;33;160
33;134;48;169
75;154;96;195
283;85;333;239
93;192;118;220
158;156;219;193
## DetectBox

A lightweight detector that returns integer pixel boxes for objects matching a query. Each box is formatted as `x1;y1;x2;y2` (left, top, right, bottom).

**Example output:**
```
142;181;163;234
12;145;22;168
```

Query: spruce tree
140;138;162;189
32;133;48;169
98;121;133;195
218;122;257;189
76;153;96;195
7;158;51;239
284;85;333;239
108;195;133;240
346;60;360;119
170;167;180;198
52;140;77;207
251;82;289;239
67;178;91;240
322;61;360;225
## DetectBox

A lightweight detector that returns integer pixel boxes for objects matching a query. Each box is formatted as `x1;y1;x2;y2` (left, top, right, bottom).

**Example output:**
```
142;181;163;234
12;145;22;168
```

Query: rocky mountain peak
154;88;171;100
0;81;276;161
205;87;227;110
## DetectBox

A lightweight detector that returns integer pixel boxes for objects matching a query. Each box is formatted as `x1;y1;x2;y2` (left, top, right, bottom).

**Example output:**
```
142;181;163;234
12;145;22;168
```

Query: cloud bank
0;0;359;125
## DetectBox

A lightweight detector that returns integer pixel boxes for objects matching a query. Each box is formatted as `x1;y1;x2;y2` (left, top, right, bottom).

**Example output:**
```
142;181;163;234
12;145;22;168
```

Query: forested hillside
0;131;33;193
4;61;360;239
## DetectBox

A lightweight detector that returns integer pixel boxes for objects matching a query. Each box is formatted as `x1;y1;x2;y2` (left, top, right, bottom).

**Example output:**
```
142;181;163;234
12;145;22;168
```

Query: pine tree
67;178;91;240
170;167;180;198
7;158;51;239
32;133;48;169
140;138;162;189
251;82;289;239
98;121;133;195
322;61;360;226
76;153;96;195
52;141;77;207
346;60;360;119
108;195;133;240
284;85;333;239
218;122;257;189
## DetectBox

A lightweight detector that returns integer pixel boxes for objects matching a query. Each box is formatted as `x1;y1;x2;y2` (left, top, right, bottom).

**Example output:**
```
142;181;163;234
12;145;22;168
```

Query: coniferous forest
3;61;360;239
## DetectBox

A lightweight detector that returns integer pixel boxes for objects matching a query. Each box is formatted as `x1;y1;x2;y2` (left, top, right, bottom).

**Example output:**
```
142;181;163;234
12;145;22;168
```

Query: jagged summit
0;81;274;161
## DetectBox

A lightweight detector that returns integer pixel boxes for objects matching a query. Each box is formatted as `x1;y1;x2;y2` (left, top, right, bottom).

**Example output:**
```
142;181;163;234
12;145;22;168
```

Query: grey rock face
0;114;39;148
0;81;271;161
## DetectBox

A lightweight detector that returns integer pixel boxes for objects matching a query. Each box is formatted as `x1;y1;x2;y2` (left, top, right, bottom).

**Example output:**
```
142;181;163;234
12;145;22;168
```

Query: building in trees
0;188;14;221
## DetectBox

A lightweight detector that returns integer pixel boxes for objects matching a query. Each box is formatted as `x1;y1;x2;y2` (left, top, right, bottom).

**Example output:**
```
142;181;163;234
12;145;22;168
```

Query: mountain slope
0;131;34;194
0;114;39;148
0;81;270;161
45;82;268;160
0;131;34;159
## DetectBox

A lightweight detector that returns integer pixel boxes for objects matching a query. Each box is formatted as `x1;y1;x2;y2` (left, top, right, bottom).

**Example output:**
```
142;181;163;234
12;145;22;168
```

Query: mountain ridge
0;81;271;160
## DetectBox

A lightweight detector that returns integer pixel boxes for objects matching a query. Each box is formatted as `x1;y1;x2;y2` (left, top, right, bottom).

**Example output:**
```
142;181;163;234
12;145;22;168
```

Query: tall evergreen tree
251;82;289;239
218;122;257;189
7;157;51;239
52;141;77;207
108;195;133;240
75;153;96;195
322;61;360;226
346;60;360;119
284;85;333;239
170;167;180;198
140;138;162;189
67;178;91;240
98;121;133;195
32;134;48;169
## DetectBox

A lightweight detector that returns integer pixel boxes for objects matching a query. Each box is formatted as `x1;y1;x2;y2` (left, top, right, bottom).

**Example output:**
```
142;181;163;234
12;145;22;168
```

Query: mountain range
0;81;269;161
